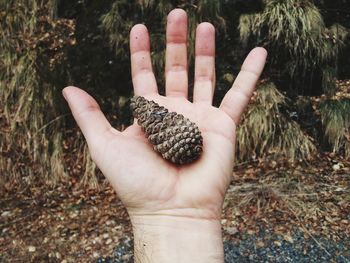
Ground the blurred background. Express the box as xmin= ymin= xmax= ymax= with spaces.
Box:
xmin=1 ymin=0 xmax=350 ymax=187
xmin=1 ymin=0 xmax=349 ymax=262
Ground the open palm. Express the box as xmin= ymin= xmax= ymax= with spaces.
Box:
xmin=63 ymin=9 xmax=267 ymax=221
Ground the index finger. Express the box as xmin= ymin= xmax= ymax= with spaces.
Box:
xmin=130 ymin=24 xmax=158 ymax=96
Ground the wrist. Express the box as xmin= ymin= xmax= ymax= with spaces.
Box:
xmin=130 ymin=215 xmax=224 ymax=263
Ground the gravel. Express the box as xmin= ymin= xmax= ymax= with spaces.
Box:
xmin=97 ymin=229 xmax=350 ymax=263
xmin=223 ymin=228 xmax=350 ymax=263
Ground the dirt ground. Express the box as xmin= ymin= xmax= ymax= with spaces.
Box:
xmin=1 ymin=154 xmax=349 ymax=262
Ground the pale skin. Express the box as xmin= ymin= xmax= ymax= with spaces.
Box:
xmin=63 ymin=9 xmax=267 ymax=263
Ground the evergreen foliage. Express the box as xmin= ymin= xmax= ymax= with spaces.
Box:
xmin=99 ymin=0 xmax=227 ymax=92
xmin=239 ymin=0 xmax=341 ymax=95
xmin=0 ymin=0 xmax=74 ymax=186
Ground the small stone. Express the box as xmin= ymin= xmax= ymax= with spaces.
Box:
xmin=226 ymin=227 xmax=239 ymax=235
xmin=274 ymin=241 xmax=282 ymax=247
xmin=332 ymin=164 xmax=341 ymax=171
xmin=247 ymin=229 xmax=255 ymax=235
xmin=106 ymin=220 xmax=116 ymax=226
xmin=256 ymin=241 xmax=265 ymax=248
xmin=28 ymin=246 xmax=36 ymax=252
xmin=1 ymin=211 xmax=11 ymax=217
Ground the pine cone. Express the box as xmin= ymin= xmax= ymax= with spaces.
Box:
xmin=130 ymin=96 xmax=203 ymax=165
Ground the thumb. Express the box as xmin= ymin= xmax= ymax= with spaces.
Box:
xmin=62 ymin=86 xmax=114 ymax=146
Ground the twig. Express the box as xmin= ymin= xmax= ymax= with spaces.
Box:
xmin=233 ymin=159 xmax=259 ymax=168
xmin=286 ymin=204 xmax=332 ymax=257
xmin=0 ymin=211 xmax=37 ymax=229
xmin=34 ymin=113 xmax=69 ymax=135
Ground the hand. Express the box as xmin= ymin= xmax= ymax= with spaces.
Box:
xmin=63 ymin=9 xmax=266 ymax=263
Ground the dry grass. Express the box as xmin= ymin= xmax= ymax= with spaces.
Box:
xmin=0 ymin=0 xmax=88 ymax=188
xmin=79 ymin=143 xmax=99 ymax=189
xmin=0 ymin=53 xmax=67 ymax=186
xmin=226 ymin=172 xmax=316 ymax=217
xmin=239 ymin=0 xmax=339 ymax=94
xmin=319 ymin=98 xmax=350 ymax=158
xmin=225 ymin=164 xmax=350 ymax=224
xmin=236 ymin=81 xmax=316 ymax=162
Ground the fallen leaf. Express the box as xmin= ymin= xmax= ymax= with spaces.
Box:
xmin=283 ymin=234 xmax=294 ymax=244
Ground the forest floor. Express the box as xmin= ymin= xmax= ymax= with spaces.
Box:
xmin=0 ymin=154 xmax=349 ymax=262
